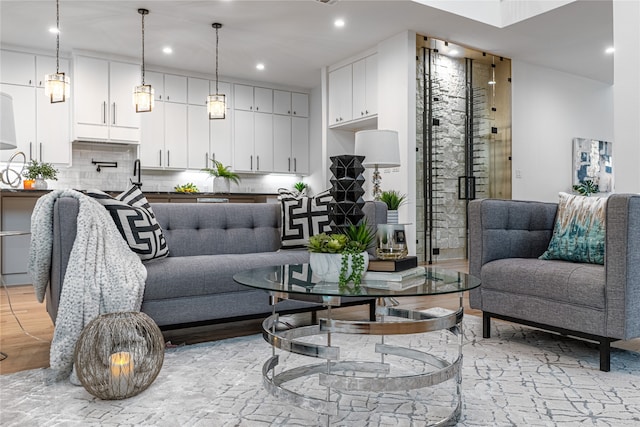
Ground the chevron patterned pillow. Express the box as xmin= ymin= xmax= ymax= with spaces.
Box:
xmin=87 ymin=185 xmax=169 ymax=261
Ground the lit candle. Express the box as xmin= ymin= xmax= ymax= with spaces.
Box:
xmin=110 ymin=351 xmax=134 ymax=396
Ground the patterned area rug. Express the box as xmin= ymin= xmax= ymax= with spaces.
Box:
xmin=1 ymin=315 xmax=639 ymax=426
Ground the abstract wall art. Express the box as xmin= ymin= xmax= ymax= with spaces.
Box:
xmin=573 ymin=138 xmax=613 ymax=194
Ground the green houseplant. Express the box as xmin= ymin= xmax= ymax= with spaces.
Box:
xmin=308 ymin=220 xmax=376 ymax=290
xmin=202 ymin=159 xmax=241 ymax=193
xmin=22 ymin=159 xmax=58 ymax=189
xmin=293 ymin=181 xmax=308 ymax=195
xmin=379 ymin=190 xmax=407 ymax=224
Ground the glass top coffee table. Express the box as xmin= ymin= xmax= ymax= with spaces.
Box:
xmin=234 ymin=264 xmax=480 ymax=426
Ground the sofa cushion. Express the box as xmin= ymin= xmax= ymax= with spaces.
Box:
xmin=539 ymin=192 xmax=606 ymax=264
xmin=280 ymin=189 xmax=333 ymax=249
xmin=143 ymin=250 xmax=310 ymax=300
xmin=481 ymin=258 xmax=605 ymax=309
xmin=87 ymin=186 xmax=169 ymax=261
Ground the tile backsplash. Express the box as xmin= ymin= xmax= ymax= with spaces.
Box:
xmin=2 ymin=142 xmax=302 ymax=194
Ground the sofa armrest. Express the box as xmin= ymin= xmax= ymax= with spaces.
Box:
xmin=605 ymin=193 xmax=640 ymax=339
xmin=46 ymin=197 xmax=78 ymax=324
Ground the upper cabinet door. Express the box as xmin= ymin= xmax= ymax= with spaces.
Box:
xmin=164 ymin=74 xmax=187 ymax=103
xmin=144 ymin=71 xmax=164 ymax=101
xmin=234 ymin=84 xmax=254 ymax=111
xmin=254 ymin=87 xmax=273 ymax=113
xmin=291 ymin=92 xmax=309 ymax=118
xmin=188 ymin=77 xmax=209 ymax=106
xmin=365 ymin=54 xmax=378 ymax=116
xmin=74 ymin=56 xmax=109 ymax=127
xmin=0 ymin=50 xmax=35 ymax=86
xmin=328 ymin=64 xmax=352 ymax=125
xmin=109 ymin=61 xmax=140 ymax=129
xmin=352 ymin=58 xmax=367 ymax=119
xmin=273 ymin=90 xmax=291 ymax=115
xmin=35 ymin=56 xmax=70 ymax=88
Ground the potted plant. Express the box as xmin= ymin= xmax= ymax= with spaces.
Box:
xmin=308 ymin=220 xmax=376 ymax=290
xmin=202 ymin=159 xmax=241 ymax=193
xmin=379 ymin=190 xmax=407 ymax=224
xmin=293 ymin=181 xmax=308 ymax=196
xmin=22 ymin=159 xmax=58 ymax=190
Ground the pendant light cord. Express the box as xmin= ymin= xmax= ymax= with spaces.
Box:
xmin=215 ymin=24 xmax=219 ymax=94
xmin=55 ymin=0 xmax=60 ymax=73
xmin=140 ymin=10 xmax=147 ymax=85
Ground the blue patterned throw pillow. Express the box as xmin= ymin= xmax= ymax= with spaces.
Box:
xmin=539 ymin=192 xmax=606 ymax=264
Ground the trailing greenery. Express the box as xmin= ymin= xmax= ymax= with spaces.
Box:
xmin=308 ymin=220 xmax=376 ymax=289
xmin=22 ymin=160 xmax=58 ymax=180
xmin=293 ymin=182 xmax=307 ymax=193
xmin=379 ymin=190 xmax=407 ymax=210
xmin=202 ymin=159 xmax=241 ymax=190
xmin=572 ymin=180 xmax=599 ymax=196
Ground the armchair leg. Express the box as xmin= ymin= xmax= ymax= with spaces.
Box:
xmin=483 ymin=312 xmax=491 ymax=338
xmin=599 ymin=339 xmax=611 ymax=372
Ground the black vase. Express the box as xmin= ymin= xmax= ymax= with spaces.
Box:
xmin=329 ymin=155 xmax=366 ymax=231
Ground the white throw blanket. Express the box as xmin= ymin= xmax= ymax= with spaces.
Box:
xmin=29 ymin=189 xmax=147 ymax=382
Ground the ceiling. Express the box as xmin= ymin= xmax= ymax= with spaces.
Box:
xmin=0 ymin=1 xmax=613 ymax=89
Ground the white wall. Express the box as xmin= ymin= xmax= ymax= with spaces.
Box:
xmin=511 ymin=60 xmax=614 ymax=202
xmin=613 ymin=0 xmax=640 ymax=193
xmin=376 ymin=31 xmax=417 ymax=254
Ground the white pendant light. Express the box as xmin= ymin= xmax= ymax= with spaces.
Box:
xmin=207 ymin=23 xmax=226 ymax=120
xmin=44 ymin=0 xmax=70 ymax=103
xmin=133 ymin=8 xmax=154 ymax=113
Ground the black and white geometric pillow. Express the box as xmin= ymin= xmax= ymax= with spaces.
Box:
xmin=280 ymin=190 xmax=333 ymax=249
xmin=87 ymin=185 xmax=169 ymax=261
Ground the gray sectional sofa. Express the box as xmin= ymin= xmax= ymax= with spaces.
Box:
xmin=47 ymin=199 xmax=386 ymax=328
xmin=468 ymin=194 xmax=640 ymax=371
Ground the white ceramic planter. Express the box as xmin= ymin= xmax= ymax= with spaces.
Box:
xmin=387 ymin=210 xmax=399 ymax=224
xmin=309 ymin=252 xmax=369 ymax=283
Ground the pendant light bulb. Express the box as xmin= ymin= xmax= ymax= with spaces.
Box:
xmin=45 ymin=0 xmax=70 ymax=103
xmin=207 ymin=23 xmax=226 ymax=120
xmin=134 ymin=8 xmax=154 ymax=113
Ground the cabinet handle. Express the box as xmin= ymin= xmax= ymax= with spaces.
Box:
xmin=257 ymin=155 xmax=260 ymax=171
xmin=205 ymin=152 xmax=208 ymax=168
xmin=167 ymin=96 xmax=170 ymax=101
xmin=112 ymin=103 xmax=116 ymax=125
xmin=167 ymin=150 xmax=170 ymax=167
xmin=102 ymin=102 xmax=107 ymax=124
xmin=29 ymin=142 xmax=33 ymax=161
xmin=212 ymin=153 xmax=216 ymax=162
xmin=335 ymin=118 xmax=339 ymax=122
xmin=366 ymin=110 xmax=369 ymax=114
xmin=159 ymin=94 xmax=162 ymax=100
xmin=159 ymin=150 xmax=162 ymax=167
xmin=250 ymin=155 xmax=253 ymax=170
xmin=361 ymin=111 xmax=364 ymax=116
xmin=288 ymin=158 xmax=291 ymax=172
xmin=293 ymin=111 xmax=296 ymax=115
xmin=29 ymin=79 xmax=32 ymax=85
xmin=288 ymin=110 xmax=291 ymax=114
xmin=39 ymin=143 xmax=43 ymax=162
xmin=294 ymin=158 xmax=297 ymax=172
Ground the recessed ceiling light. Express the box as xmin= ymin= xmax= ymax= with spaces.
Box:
xmin=605 ymin=47 xmax=615 ymax=54
xmin=488 ymin=80 xmax=496 ymax=85
xmin=334 ymin=18 xmax=345 ymax=28
xmin=163 ymin=46 xmax=173 ymax=54
xmin=49 ymin=27 xmax=59 ymax=34
xmin=256 ymin=63 xmax=265 ymax=71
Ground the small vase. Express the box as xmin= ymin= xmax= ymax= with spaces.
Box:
xmin=33 ymin=177 xmax=48 ymax=190
xmin=23 ymin=179 xmax=35 ymax=190
xmin=387 ymin=210 xmax=399 ymax=224
xmin=309 ymin=252 xmax=369 ymax=283
xmin=213 ymin=177 xmax=231 ymax=194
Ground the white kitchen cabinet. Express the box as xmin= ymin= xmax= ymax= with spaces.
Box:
xmin=291 ymin=117 xmax=309 ymax=174
xmin=187 ymin=77 xmax=209 ymax=106
xmin=0 ymin=84 xmax=35 ymax=162
xmin=36 ymin=87 xmax=70 ymax=164
xmin=164 ymin=102 xmax=188 ymax=168
xmin=1 ymin=196 xmax=38 ymax=286
xmin=0 ymin=50 xmax=35 ymax=86
xmin=187 ymin=104 xmax=210 ymax=169
xmin=352 ymin=54 xmax=377 ymax=120
xmin=73 ymin=55 xmax=140 ymax=143
xmin=144 ymin=71 xmax=164 ymax=101
xmin=233 ymin=110 xmax=272 ymax=172
xmin=139 ymin=101 xmax=188 ymax=169
xmin=291 ymin=92 xmax=309 ymax=117
xmin=35 ymin=56 xmax=70 ymax=88
xmin=209 ymin=81 xmax=232 ymax=167
xmin=164 ymin=74 xmax=187 ymax=104
xmin=234 ymin=84 xmax=272 ymax=113
xmin=273 ymin=90 xmax=291 ymax=115
xmin=328 ymin=64 xmax=352 ymax=126
xmin=273 ymin=115 xmax=309 ymax=174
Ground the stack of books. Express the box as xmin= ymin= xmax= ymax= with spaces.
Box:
xmin=363 ymin=256 xmax=424 ymax=290
xmin=367 ymin=255 xmax=418 ymax=272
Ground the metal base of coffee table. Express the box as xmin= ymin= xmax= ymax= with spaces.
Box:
xmin=261 ymin=296 xmax=464 ymax=426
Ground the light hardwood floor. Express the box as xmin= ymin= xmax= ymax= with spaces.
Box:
xmin=2 ymin=259 xmax=637 ymax=375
